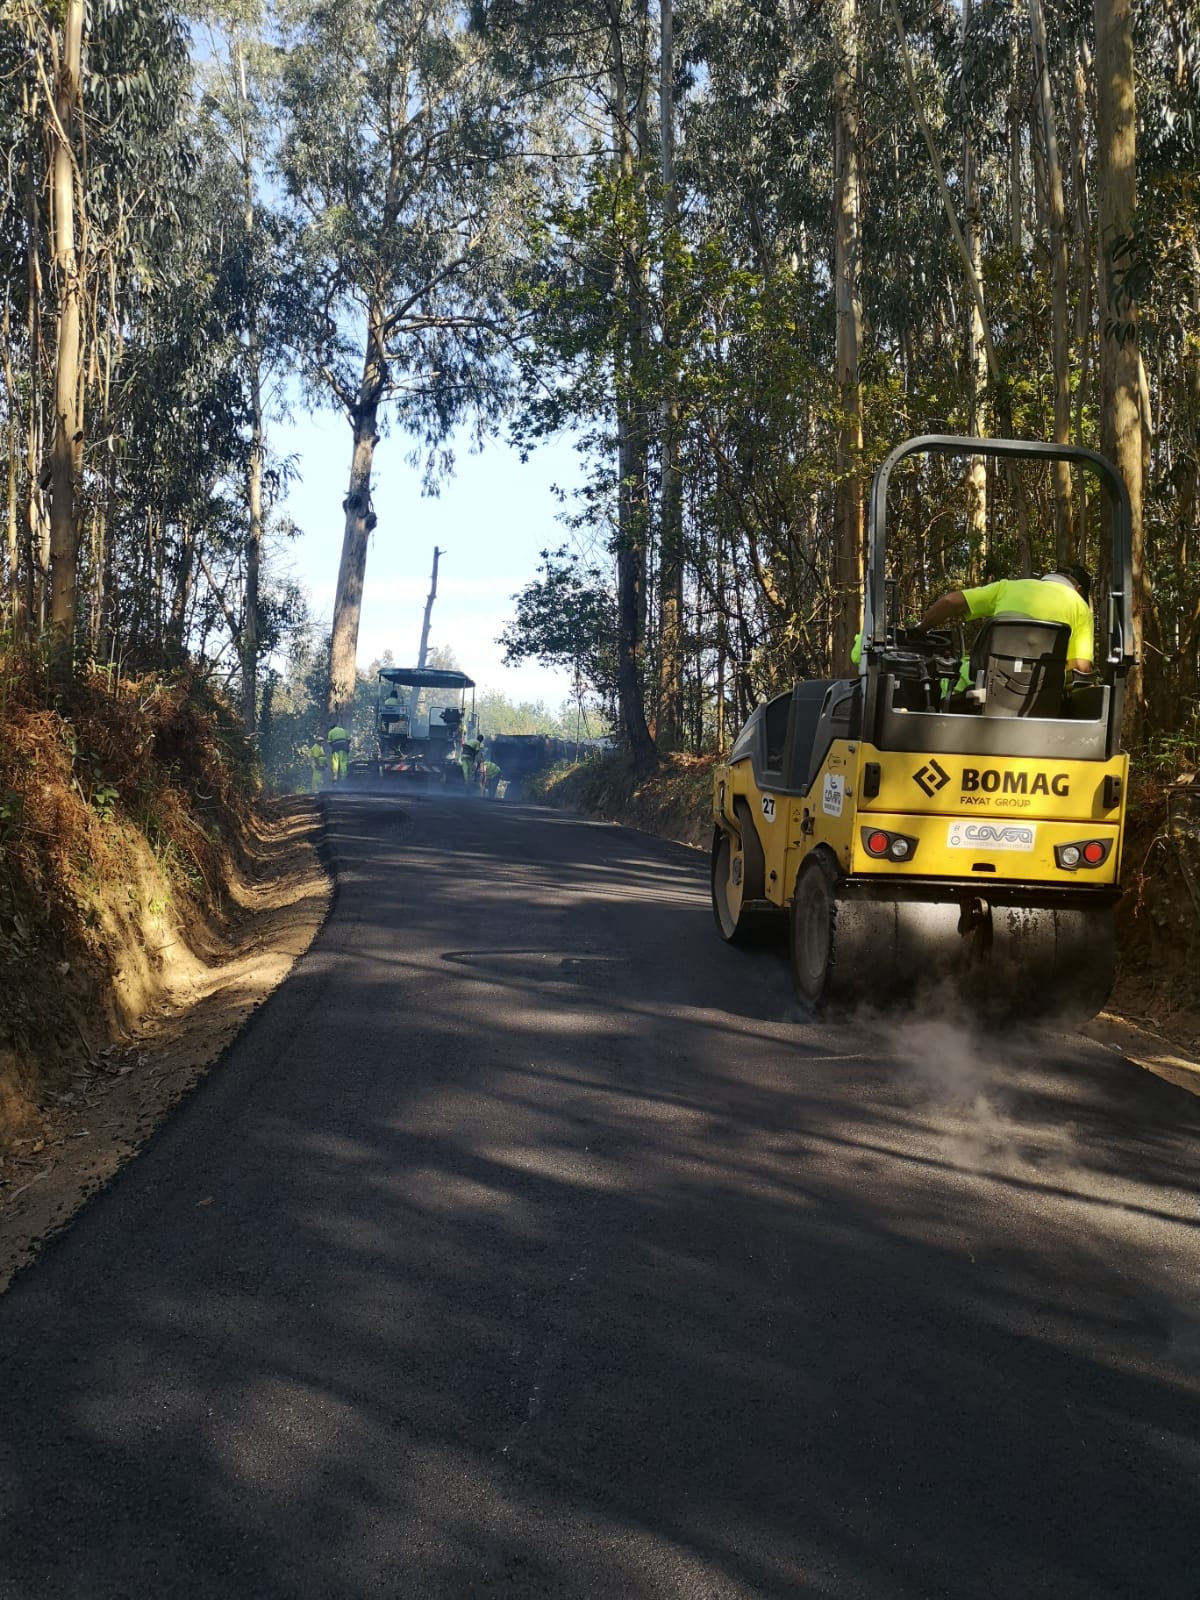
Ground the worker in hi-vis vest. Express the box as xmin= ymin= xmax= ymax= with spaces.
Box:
xmin=327 ymin=723 xmax=351 ymax=783
xmin=851 ymin=562 xmax=1093 ymax=693
xmin=479 ymin=756 xmax=502 ymax=798
xmin=305 ymin=735 xmax=326 ymax=792
xmin=460 ymin=736 xmax=482 ymax=788
xmin=920 ymin=563 xmax=1094 ymax=685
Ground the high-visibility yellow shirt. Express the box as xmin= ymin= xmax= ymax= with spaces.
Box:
xmin=961 ymin=576 xmax=1093 ymax=664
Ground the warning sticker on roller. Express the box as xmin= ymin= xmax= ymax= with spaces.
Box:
xmin=822 ymin=774 xmax=845 ymax=817
xmin=947 ymin=821 xmax=1036 ymax=852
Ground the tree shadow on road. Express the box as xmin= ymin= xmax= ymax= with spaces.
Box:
xmin=2 ymin=794 xmax=1199 ymax=1598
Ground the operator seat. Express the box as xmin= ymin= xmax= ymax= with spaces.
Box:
xmin=961 ymin=614 xmax=1070 ymax=718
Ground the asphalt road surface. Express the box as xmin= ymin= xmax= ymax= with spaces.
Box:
xmin=2 ymin=791 xmax=1199 ymax=1599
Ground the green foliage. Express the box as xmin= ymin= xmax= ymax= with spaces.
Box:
xmin=1 ymin=0 xmax=1197 ymax=756
xmin=500 ymin=545 xmax=617 ymax=708
xmin=0 ymin=790 xmax=20 ymax=842
xmin=274 ymin=0 xmax=534 ymax=450
xmin=475 ymin=689 xmax=568 ymax=738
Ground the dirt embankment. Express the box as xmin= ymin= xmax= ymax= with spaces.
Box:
xmin=534 ymin=752 xmax=1200 ymax=1092
xmin=0 ymin=670 xmax=330 ymax=1291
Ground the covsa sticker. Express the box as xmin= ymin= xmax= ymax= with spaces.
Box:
xmin=947 ymin=821 xmax=1036 ymax=852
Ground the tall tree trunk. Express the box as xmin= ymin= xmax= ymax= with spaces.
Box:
xmin=1008 ymin=11 xmax=1023 ymax=256
xmin=21 ymin=74 xmax=49 ymax=634
xmin=832 ymin=0 xmax=863 ymax=675
xmin=607 ymin=0 xmax=656 ymax=770
xmin=235 ymin=39 xmax=266 ymax=734
xmin=1029 ymin=0 xmax=1074 ymax=557
xmin=326 ymin=307 xmax=385 ymax=727
xmin=1093 ymin=0 xmax=1145 ymax=735
xmin=170 ymin=519 xmax=194 ymax=658
xmin=889 ymin=0 xmax=1008 ymax=428
xmin=1070 ymin=44 xmax=1093 ymax=448
xmin=1182 ymin=239 xmax=1200 ymax=579
xmin=961 ymin=0 xmax=988 ymax=560
xmin=47 ymin=0 xmax=85 ymax=684
xmin=656 ymin=0 xmax=684 ymax=750
xmin=416 ymin=545 xmax=440 ymax=670
xmin=2 ymin=296 xmax=20 ymax=626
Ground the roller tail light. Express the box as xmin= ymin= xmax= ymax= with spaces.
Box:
xmin=1054 ymin=838 xmax=1113 ymax=871
xmin=861 ymin=827 xmax=919 ymax=863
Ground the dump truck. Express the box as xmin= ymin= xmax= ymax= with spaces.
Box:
xmin=711 ymin=436 xmax=1134 ymax=1019
xmin=484 ymin=734 xmax=572 ymax=800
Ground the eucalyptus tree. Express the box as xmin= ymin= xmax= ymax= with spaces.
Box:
xmin=275 ymin=0 xmax=535 ymax=725
xmin=96 ymin=133 xmax=251 ymax=668
xmin=1135 ymin=0 xmax=1200 ymax=717
xmin=656 ymin=0 xmax=684 ymax=747
xmin=1029 ymin=0 xmax=1074 ymax=553
xmin=84 ymin=0 xmax=199 ymax=653
xmin=830 ymin=0 xmax=863 ymax=674
xmin=46 ymin=0 xmax=85 ymax=683
xmin=1093 ymin=0 xmax=1145 ymax=728
xmin=196 ymin=5 xmax=297 ymax=728
xmin=0 ymin=0 xmax=87 ymax=672
xmin=0 ymin=0 xmax=200 ymax=672
xmin=621 ymin=0 xmax=1196 ymax=745
xmin=473 ymin=0 xmax=664 ymax=769
xmin=676 ymin=0 xmax=844 ymax=695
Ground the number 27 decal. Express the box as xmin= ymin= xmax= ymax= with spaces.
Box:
xmin=761 ymin=794 xmax=777 ymax=821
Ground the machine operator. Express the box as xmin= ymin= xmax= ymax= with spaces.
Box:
xmin=919 ymin=563 xmax=1095 ymax=679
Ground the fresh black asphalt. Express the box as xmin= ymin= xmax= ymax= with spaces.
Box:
xmin=1 ymin=790 xmax=1198 ymax=1597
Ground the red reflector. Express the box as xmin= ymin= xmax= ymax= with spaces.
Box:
xmin=1083 ymin=841 xmax=1105 ymax=864
xmin=867 ymin=831 xmax=890 ymax=856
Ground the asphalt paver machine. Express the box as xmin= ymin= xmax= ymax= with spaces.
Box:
xmin=368 ymin=666 xmax=477 ymax=784
xmin=711 ymin=436 xmax=1135 ymax=1018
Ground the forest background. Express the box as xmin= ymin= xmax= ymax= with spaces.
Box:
xmin=0 ymin=0 xmax=1197 ymax=774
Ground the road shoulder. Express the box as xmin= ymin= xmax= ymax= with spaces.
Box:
xmin=0 ymin=796 xmax=330 ymax=1293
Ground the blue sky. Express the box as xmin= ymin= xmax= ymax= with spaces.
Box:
xmin=274 ymin=406 xmax=588 ymax=711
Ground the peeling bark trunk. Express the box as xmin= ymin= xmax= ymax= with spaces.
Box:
xmin=962 ymin=0 xmax=988 ymax=560
xmin=607 ymin=0 xmax=656 ymax=771
xmin=890 ymin=0 xmax=1006 ymax=426
xmin=832 ymin=0 xmax=863 ymax=675
xmin=1071 ymin=46 xmax=1093 ymax=448
xmin=1030 ymin=0 xmax=1074 ymax=558
xmin=326 ymin=308 xmax=385 ymax=728
xmin=47 ymin=0 xmax=85 ymax=683
xmin=2 ymin=297 xmax=20 ymax=625
xmin=235 ymin=39 xmax=265 ymax=734
xmin=1008 ymin=12 xmax=1023 ymax=256
xmin=1093 ymin=0 xmax=1146 ymax=733
xmin=656 ymin=0 xmax=684 ymax=751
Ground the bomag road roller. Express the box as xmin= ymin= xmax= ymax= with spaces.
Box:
xmin=711 ymin=436 xmax=1135 ymax=1019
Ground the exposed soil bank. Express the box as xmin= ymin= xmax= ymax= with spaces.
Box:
xmin=0 ymin=652 xmax=448 ymax=1291
xmin=0 ymin=789 xmax=329 ymax=1292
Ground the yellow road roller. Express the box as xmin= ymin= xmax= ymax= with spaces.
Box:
xmin=711 ymin=436 xmax=1135 ymax=1018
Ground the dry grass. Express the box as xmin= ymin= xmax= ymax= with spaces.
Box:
xmin=1109 ymin=747 xmax=1200 ymax=1047
xmin=532 ymin=750 xmax=716 ymax=849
